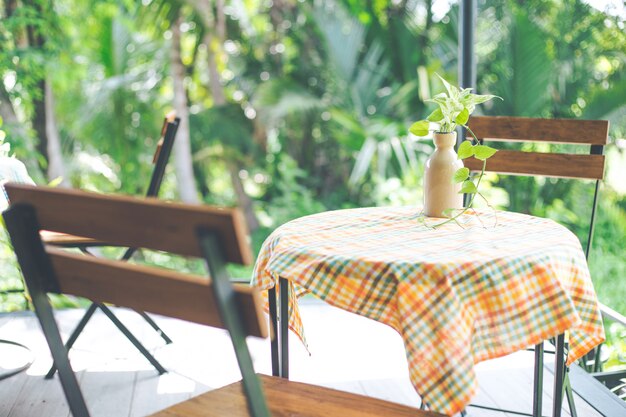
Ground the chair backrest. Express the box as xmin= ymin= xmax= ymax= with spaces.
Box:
xmin=2 ymin=184 xmax=270 ymax=417
xmin=147 ymin=113 xmax=180 ymax=197
xmin=464 ymin=116 xmax=609 ymax=257
xmin=464 ymin=116 xmax=609 ymax=180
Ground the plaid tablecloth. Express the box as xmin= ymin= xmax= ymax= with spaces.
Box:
xmin=251 ymin=207 xmax=605 ymax=416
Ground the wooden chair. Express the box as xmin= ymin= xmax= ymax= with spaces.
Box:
xmin=464 ymin=116 xmax=611 ymax=417
xmin=42 ymin=114 xmax=180 ymax=379
xmin=2 ymin=184 xmax=443 ymax=417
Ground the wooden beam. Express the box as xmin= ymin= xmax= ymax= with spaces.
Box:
xmin=468 ymin=116 xmax=609 ymax=145
xmin=47 ymin=248 xmax=267 ymax=339
xmin=5 ymin=184 xmax=252 ymax=265
xmin=464 ymin=151 xmax=605 ymax=180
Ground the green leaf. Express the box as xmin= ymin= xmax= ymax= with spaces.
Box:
xmin=441 ymin=208 xmax=455 ymax=218
xmin=461 ymin=94 xmax=502 ymax=107
xmin=409 ymin=120 xmax=430 ymax=137
xmin=509 ymin=9 xmax=552 ymax=116
xmin=457 ymin=140 xmax=474 ymax=159
xmin=48 ymin=177 xmax=64 ymax=187
xmin=435 ymin=73 xmax=458 ymax=99
xmin=455 ymin=108 xmax=469 ymax=125
xmin=459 ymin=180 xmax=477 ymax=194
xmin=453 ymin=167 xmax=470 ymax=183
xmin=474 ymin=145 xmax=498 ymax=161
xmin=427 ymin=108 xmax=444 ymax=122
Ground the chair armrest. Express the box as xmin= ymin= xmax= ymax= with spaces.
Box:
xmin=599 ymin=302 xmax=626 ymax=327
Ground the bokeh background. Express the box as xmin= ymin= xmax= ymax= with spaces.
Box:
xmin=1 ymin=0 xmax=625 ymax=366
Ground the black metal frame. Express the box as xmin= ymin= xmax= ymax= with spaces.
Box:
xmin=4 ymin=199 xmax=270 ymax=417
xmin=269 ymin=145 xmax=607 ymax=415
xmin=268 ymin=277 xmax=289 ymax=379
xmin=198 ymin=229 xmax=270 ymax=417
xmin=4 ymin=203 xmax=91 ymax=417
xmin=463 ymin=138 xmax=607 ymax=416
xmin=270 ymin=281 xmax=571 ymax=417
xmin=580 ymin=144 xmax=626 ymax=391
xmin=44 ymin=117 xmax=180 ymax=379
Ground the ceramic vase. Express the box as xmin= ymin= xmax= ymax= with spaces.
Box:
xmin=423 ymin=131 xmax=464 ymax=217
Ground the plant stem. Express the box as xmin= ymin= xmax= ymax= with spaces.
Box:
xmin=425 ymin=159 xmax=486 ymax=228
xmin=420 ymin=124 xmax=489 ymax=228
xmin=465 ymin=124 xmax=480 ymax=145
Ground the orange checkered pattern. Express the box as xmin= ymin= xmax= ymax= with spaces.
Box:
xmin=252 ymin=207 xmax=605 ymax=416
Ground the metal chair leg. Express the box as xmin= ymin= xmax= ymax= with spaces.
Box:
xmin=45 ymin=247 xmax=172 ymax=379
xmin=135 ymin=310 xmax=173 ymax=344
xmin=564 ymin=372 xmax=578 ymax=417
xmin=80 ymin=248 xmax=174 ymax=346
xmin=98 ymin=304 xmax=167 ymax=375
xmin=552 ymin=334 xmax=566 ymax=417
xmin=45 ymin=302 xmax=98 ymax=379
xmin=46 ymin=303 xmax=168 ymax=378
xmin=32 ymin=294 xmax=90 ymax=416
xmin=533 ymin=342 xmax=544 ymax=417
xmin=279 ymin=277 xmax=289 ymax=379
xmin=268 ymin=286 xmax=280 ymax=376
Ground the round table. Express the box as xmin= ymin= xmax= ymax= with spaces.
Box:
xmin=252 ymin=207 xmax=605 ymax=416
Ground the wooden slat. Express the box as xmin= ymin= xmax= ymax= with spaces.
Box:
xmin=40 ymin=231 xmax=109 ymax=248
xmin=464 ymin=150 xmax=606 ymax=180
xmin=5 ymin=184 xmax=252 ymax=265
xmin=468 ymin=116 xmax=609 ymax=145
xmin=47 ymin=248 xmax=267 ymax=338
xmin=152 ymin=374 xmax=444 ymax=417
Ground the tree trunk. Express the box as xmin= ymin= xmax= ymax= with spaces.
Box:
xmin=228 ymin=163 xmax=259 ymax=231
xmin=31 ymin=79 xmax=49 ymax=169
xmin=203 ymin=32 xmax=226 ymax=106
xmin=44 ymin=78 xmax=68 ymax=185
xmin=0 ymin=84 xmax=21 ymax=131
xmin=171 ymin=15 xmax=199 ymax=203
xmin=184 ymin=0 xmax=260 ymax=232
xmin=215 ymin=0 xmax=226 ymax=43
xmin=23 ymin=0 xmax=52 ymax=174
xmin=204 ymin=1 xmax=259 ymax=232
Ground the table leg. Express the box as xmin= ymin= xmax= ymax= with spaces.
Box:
xmin=268 ymin=286 xmax=280 ymax=377
xmin=533 ymin=342 xmax=544 ymax=417
xmin=279 ymin=277 xmax=290 ymax=379
xmin=564 ymin=373 xmax=577 ymax=417
xmin=552 ymin=334 xmax=566 ymax=417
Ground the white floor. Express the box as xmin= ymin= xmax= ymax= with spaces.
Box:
xmin=0 ymin=300 xmax=603 ymax=417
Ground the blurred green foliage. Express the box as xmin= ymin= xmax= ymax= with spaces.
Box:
xmin=1 ymin=0 xmax=624 ymax=370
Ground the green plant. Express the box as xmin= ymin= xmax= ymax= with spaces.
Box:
xmin=0 ymin=117 xmax=8 ymax=158
xmin=409 ymin=75 xmax=501 ymax=226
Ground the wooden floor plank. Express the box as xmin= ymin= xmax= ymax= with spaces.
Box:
xmin=0 ymin=304 xmax=608 ymax=417
xmin=358 ymin=378 xmax=422 ymax=408
xmin=7 ymin=372 xmax=71 ymax=417
xmin=80 ymin=368 xmax=135 ymax=417
xmin=129 ymin=371 xmax=195 ymax=417
xmin=0 ymin=372 xmax=28 ymax=417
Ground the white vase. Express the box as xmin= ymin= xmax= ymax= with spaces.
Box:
xmin=423 ymin=132 xmax=464 ymax=218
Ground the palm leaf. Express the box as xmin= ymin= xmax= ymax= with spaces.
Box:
xmin=312 ymin=1 xmax=364 ymax=83
xmin=509 ymin=9 xmax=552 ymax=116
xmin=253 ymin=79 xmax=325 ymax=126
xmin=582 ymin=78 xmax=626 ymax=131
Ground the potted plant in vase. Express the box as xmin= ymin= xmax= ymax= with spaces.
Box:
xmin=409 ymin=75 xmax=501 ymax=224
